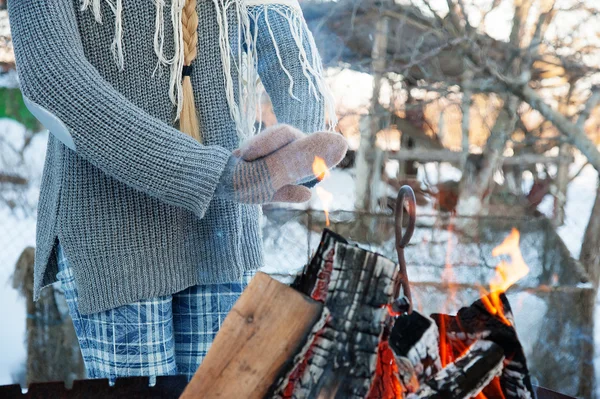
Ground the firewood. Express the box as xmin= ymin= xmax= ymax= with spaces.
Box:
xmin=277 ymin=230 xmax=399 ymax=399
xmin=183 ymin=230 xmax=537 ymax=399
xmin=432 ymin=293 xmax=535 ymax=399
xmin=407 ymin=340 xmax=505 ymax=399
xmin=389 ymin=311 xmax=442 ymax=382
xmin=181 ymin=272 xmax=324 ymax=399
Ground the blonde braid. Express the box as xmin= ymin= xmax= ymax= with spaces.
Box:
xmin=179 ymin=0 xmax=202 ymax=142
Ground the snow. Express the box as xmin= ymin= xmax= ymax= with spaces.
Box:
xmin=0 ymin=121 xmax=47 ymax=386
xmin=0 ymin=211 xmax=34 ymax=386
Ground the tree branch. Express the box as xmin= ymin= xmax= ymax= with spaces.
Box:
xmin=576 ymin=88 xmax=600 ymax=130
xmin=0 ymin=173 xmax=28 ymax=186
xmin=512 ymin=84 xmax=600 ymax=173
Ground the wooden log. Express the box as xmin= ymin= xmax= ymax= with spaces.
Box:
xmin=389 ymin=311 xmax=442 ymax=382
xmin=407 ymin=340 xmax=505 ymax=399
xmin=278 ymin=230 xmax=399 ymax=399
xmin=180 ymin=272 xmax=324 ymax=399
xmin=431 ymin=293 xmax=535 ymax=399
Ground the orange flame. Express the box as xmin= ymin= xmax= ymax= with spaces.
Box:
xmin=481 ymin=228 xmax=529 ymax=326
xmin=440 ymin=217 xmax=457 ymax=367
xmin=312 ymin=156 xmax=331 ymax=182
xmin=436 ymin=226 xmax=521 ymax=398
xmin=313 ymin=157 xmax=333 ymax=227
xmin=316 ymin=187 xmax=333 ymax=227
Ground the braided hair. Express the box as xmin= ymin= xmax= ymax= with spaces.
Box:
xmin=179 ymin=0 xmax=201 ymax=142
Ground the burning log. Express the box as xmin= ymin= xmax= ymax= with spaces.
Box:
xmin=432 ymin=293 xmax=535 ymax=399
xmin=365 ymin=310 xmax=440 ymax=398
xmin=277 ymin=230 xmax=399 ymax=399
xmin=388 ymin=311 xmax=442 ymax=383
xmin=272 ymin=228 xmax=531 ymax=399
xmin=409 ymin=340 xmax=505 ymax=399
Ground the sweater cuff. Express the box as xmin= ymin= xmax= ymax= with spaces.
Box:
xmin=167 ymin=144 xmax=232 ymax=219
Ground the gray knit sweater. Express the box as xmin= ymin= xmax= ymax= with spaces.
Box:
xmin=8 ymin=0 xmax=332 ymax=315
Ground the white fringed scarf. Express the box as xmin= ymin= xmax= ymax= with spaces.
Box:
xmin=80 ymin=0 xmax=337 ymax=140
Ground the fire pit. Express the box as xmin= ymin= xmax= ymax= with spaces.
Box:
xmin=260 ymin=192 xmax=594 ymax=397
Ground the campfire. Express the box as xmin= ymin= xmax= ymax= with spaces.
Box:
xmin=182 ymin=186 xmax=542 ymax=399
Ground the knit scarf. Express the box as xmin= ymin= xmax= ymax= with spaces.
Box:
xmin=80 ymin=0 xmax=337 ymax=141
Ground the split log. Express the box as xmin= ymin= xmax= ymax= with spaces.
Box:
xmin=388 ymin=311 xmax=442 ymax=382
xmin=408 ymin=340 xmax=505 ymax=399
xmin=277 ymin=230 xmax=399 ymax=399
xmin=181 ymin=272 xmax=324 ymax=399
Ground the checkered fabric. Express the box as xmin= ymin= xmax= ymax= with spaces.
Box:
xmin=55 ymin=242 xmax=255 ymax=383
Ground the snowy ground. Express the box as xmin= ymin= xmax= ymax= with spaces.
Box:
xmin=0 ymin=120 xmax=46 ymax=386
xmin=1 ymin=126 xmax=599 ymax=390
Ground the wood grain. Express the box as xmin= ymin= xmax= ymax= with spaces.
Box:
xmin=180 ymin=272 xmax=323 ymax=399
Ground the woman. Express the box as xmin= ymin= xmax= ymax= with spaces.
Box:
xmin=8 ymin=0 xmax=346 ymax=382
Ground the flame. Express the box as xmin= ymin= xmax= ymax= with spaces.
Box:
xmin=481 ymin=228 xmax=530 ymax=326
xmin=316 ymin=187 xmax=333 ymax=227
xmin=439 ymin=217 xmax=458 ymax=367
xmin=442 ymin=218 xmax=457 ymax=304
xmin=312 ymin=156 xmax=331 ymax=181
xmin=313 ymin=157 xmax=333 ymax=227
xmin=435 ymin=227 xmax=524 ymax=397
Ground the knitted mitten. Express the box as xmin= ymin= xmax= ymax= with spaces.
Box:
xmin=215 ymin=132 xmax=348 ymax=204
xmin=234 ymin=124 xmax=332 ymax=189
xmin=234 ymin=124 xmax=305 ymax=161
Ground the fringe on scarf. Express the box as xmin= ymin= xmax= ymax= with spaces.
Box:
xmin=80 ymin=0 xmax=337 ymax=140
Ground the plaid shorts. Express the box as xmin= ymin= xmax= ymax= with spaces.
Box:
xmin=55 ymin=242 xmax=255 ymax=383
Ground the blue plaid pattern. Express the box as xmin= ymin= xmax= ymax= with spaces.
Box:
xmin=55 ymin=242 xmax=255 ymax=383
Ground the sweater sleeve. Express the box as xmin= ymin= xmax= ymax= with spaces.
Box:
xmin=253 ymin=3 xmax=336 ymax=188
xmin=8 ymin=0 xmax=231 ymax=219
xmin=253 ymin=3 xmax=331 ymax=134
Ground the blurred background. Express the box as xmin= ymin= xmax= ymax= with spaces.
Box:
xmin=2 ymin=0 xmax=600 ymax=397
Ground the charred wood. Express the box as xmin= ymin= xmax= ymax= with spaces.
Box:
xmin=408 ymin=340 xmax=505 ymax=399
xmin=432 ymin=293 xmax=535 ymax=399
xmin=389 ymin=311 xmax=442 ymax=382
xmin=280 ymin=230 xmax=398 ymax=399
